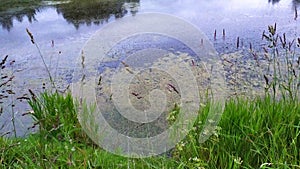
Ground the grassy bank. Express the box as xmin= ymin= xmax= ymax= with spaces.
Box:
xmin=0 ymin=92 xmax=299 ymax=168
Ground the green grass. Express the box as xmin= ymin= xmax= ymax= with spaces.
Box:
xmin=1 ymin=92 xmax=299 ymax=168
xmin=178 ymin=96 xmax=300 ymax=168
xmin=27 ymin=91 xmax=82 ymax=140
xmin=0 ymin=0 xmax=41 ymax=12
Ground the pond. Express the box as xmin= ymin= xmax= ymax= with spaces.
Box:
xmin=0 ymin=0 xmax=299 ymax=136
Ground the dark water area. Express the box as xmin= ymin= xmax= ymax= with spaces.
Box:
xmin=0 ymin=0 xmax=299 ymax=136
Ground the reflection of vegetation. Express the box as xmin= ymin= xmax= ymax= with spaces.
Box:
xmin=56 ymin=0 xmax=139 ymax=29
xmin=0 ymin=0 xmax=41 ymax=31
xmin=269 ymin=0 xmax=300 ymax=9
xmin=0 ymin=0 xmax=139 ymax=31
xmin=268 ymin=0 xmax=280 ymax=4
xmin=293 ymin=0 xmax=300 ymax=9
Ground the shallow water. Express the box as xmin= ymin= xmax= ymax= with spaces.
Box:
xmin=0 ymin=0 xmax=299 ymax=136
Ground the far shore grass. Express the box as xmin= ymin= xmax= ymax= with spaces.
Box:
xmin=0 ymin=0 xmax=41 ymax=12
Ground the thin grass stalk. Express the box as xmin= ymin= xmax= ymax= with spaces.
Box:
xmin=26 ymin=28 xmax=56 ymax=90
xmin=9 ymin=62 xmax=16 ymax=137
xmin=34 ymin=43 xmax=56 ymax=90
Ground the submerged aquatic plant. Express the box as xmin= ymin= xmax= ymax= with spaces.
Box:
xmin=221 ymin=23 xmax=300 ymax=100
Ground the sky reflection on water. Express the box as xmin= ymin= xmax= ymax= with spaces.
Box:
xmin=0 ymin=0 xmax=299 ymax=136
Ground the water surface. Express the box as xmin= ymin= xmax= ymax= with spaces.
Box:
xmin=0 ymin=0 xmax=299 ymax=136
